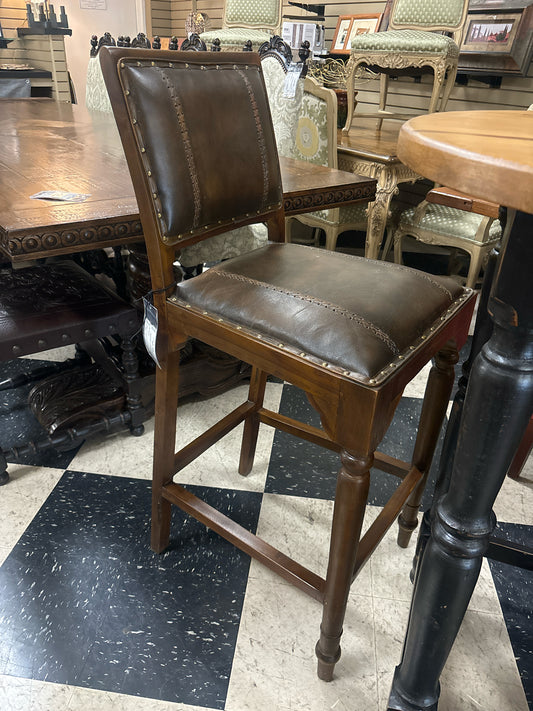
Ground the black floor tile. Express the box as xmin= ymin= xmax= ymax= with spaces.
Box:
xmin=0 ymin=471 xmax=262 ymax=708
xmin=266 ymin=384 xmax=445 ymax=509
xmin=489 ymin=522 xmax=533 ymax=710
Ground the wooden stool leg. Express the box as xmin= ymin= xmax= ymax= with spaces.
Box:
xmin=397 ymin=342 xmax=458 ymax=548
xmin=239 ymin=367 xmax=268 ymax=476
xmin=316 ymin=450 xmax=371 ymax=681
xmin=151 ymin=349 xmax=181 ymax=554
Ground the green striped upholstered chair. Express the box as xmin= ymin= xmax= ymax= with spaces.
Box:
xmin=343 ymin=0 xmax=469 ymax=131
xmin=200 ymin=0 xmax=282 ymax=51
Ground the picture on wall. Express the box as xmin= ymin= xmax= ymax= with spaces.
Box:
xmin=331 ymin=14 xmax=382 ymax=54
xmin=461 ymin=12 xmax=521 ymax=53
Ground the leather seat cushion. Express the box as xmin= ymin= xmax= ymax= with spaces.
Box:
xmin=0 ymin=261 xmax=138 ymax=360
xmin=173 ymin=242 xmax=466 ymax=381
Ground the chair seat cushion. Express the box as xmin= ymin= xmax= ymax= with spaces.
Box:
xmin=0 ymin=261 xmax=138 ymax=360
xmin=310 ymin=202 xmax=368 ymax=226
xmin=173 ymin=242 xmax=466 ymax=382
xmin=200 ymin=28 xmax=271 ymax=49
xmin=400 ymin=204 xmax=501 ymax=243
xmin=350 ymin=29 xmax=460 ymax=58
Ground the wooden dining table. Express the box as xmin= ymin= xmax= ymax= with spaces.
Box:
xmin=387 ymin=109 xmax=533 ymax=711
xmin=0 ymin=100 xmax=376 ymax=263
xmin=0 ymin=97 xmax=377 ymax=415
xmin=338 ymin=118 xmax=420 ymax=260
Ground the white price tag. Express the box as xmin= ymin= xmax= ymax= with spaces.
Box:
xmin=282 ymin=63 xmax=304 ymax=98
xmin=142 ymin=297 xmax=161 ymax=368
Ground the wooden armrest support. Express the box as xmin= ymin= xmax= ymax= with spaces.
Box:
xmin=426 ymin=187 xmax=500 ymax=219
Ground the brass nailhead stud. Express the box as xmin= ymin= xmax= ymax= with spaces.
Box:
xmin=185 ymin=304 xmax=191 ymax=309
xmin=141 ymin=148 xmax=146 ymax=153
xmin=152 ymin=192 xmax=157 ymax=198
xmin=157 ymin=212 xmax=162 ymax=218
xmin=369 ymin=378 xmax=376 ymax=384
xmin=147 ymin=171 xmax=152 ymax=177
xmin=125 ymin=90 xmax=130 ymax=95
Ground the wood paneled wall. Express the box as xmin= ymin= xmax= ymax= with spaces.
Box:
xmin=154 ymin=0 xmax=533 ymax=113
xmin=2 ymin=1 xmax=531 ymax=110
xmin=0 ymin=0 xmax=27 ymax=32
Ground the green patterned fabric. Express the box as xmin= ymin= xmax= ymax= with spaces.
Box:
xmin=400 ymin=204 xmax=501 ymax=243
xmin=200 ymin=28 xmax=271 ymax=49
xmin=86 ymin=57 xmax=112 ymax=112
xmin=261 ymin=55 xmax=304 ymax=158
xmin=350 ymin=29 xmax=459 ymax=57
xmin=178 ymin=224 xmax=268 ymax=267
xmin=392 ymin=0 xmax=466 ymax=29
xmin=293 ymin=93 xmax=329 ymax=167
xmin=225 ymin=0 xmax=280 ymax=29
xmin=310 ymin=203 xmax=368 ymax=226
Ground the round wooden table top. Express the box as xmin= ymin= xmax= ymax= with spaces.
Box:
xmin=398 ymin=110 xmax=533 ymax=214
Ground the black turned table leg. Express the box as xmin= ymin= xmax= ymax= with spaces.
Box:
xmin=388 ymin=210 xmax=533 ymax=711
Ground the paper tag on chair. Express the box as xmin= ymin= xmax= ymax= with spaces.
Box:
xmin=282 ymin=63 xmax=304 ymax=98
xmin=142 ymin=297 xmax=161 ymax=369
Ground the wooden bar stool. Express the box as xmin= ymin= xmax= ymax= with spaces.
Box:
xmin=100 ymin=47 xmax=475 ymax=681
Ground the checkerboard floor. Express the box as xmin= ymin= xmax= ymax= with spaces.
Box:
xmin=0 ymin=344 xmax=531 ymax=711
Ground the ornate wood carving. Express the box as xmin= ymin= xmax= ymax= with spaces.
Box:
xmin=1 ymin=218 xmax=143 ymax=260
xmin=283 ymin=184 xmax=375 ymax=216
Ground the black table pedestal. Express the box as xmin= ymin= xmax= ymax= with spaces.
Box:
xmin=388 ymin=210 xmax=533 ymax=710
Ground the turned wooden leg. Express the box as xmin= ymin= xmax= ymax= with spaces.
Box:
xmin=388 ymin=211 xmax=533 ymax=711
xmin=239 ymin=367 xmax=268 ymax=476
xmin=151 ymin=348 xmax=181 ymax=554
xmin=316 ymin=450 xmax=371 ymax=681
xmin=121 ymin=335 xmax=145 ymax=437
xmin=397 ymin=342 xmax=458 ymax=548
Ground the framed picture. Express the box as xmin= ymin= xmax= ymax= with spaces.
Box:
xmin=458 ymin=5 xmax=533 ymax=75
xmin=330 ymin=14 xmax=382 ymax=54
xmin=461 ymin=13 xmax=521 ymax=53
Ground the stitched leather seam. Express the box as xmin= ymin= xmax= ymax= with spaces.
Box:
xmin=237 ymin=69 xmax=269 ymax=208
xmin=160 ymin=68 xmax=202 ymax=227
xmin=211 ymin=271 xmax=399 ymax=354
xmin=291 ymin=244 xmax=455 ymax=300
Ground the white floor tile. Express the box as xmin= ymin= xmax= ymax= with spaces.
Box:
xmin=68 ymin=383 xmax=283 ymax=493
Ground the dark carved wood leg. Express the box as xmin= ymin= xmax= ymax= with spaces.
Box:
xmin=121 ymin=335 xmax=145 ymax=436
xmin=388 ymin=211 xmax=533 ymax=710
xmin=316 ymin=450 xmax=371 ymax=681
xmin=409 ymin=248 xmax=499 ymax=582
xmin=397 ymin=342 xmax=458 ymax=548
xmin=151 ymin=348 xmax=181 ymax=554
xmin=239 ymin=367 xmax=268 ymax=476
